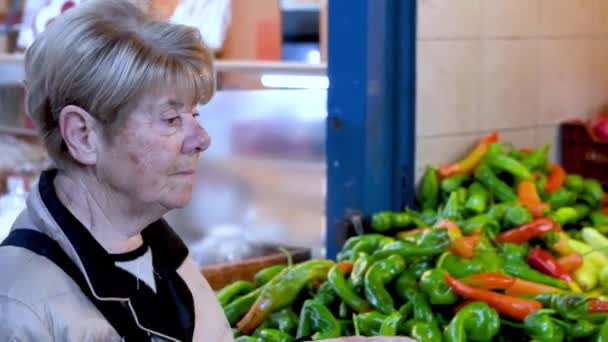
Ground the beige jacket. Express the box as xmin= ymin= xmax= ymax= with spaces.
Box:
xmin=0 ymin=174 xmax=234 ymax=342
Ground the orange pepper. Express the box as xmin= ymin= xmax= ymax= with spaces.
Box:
xmin=433 ymin=219 xmax=463 ymax=240
xmin=449 ymin=236 xmax=481 ymax=259
xmin=517 ymin=180 xmax=550 ymax=218
xmin=444 ymin=273 xmax=542 ymax=321
xmin=545 ymin=163 xmax=566 ymax=193
xmin=439 ymin=131 xmax=499 ymax=178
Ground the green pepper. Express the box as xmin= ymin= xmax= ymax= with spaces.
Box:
xmin=337 ymin=234 xmax=389 ymax=261
xmin=465 ymin=182 xmax=489 ymax=215
xmin=354 ymin=311 xmax=386 ymax=336
xmin=443 ymin=302 xmax=500 ymax=342
xmin=441 ymin=174 xmax=470 ymax=193
xmin=338 ymin=300 xmax=348 ymax=319
xmin=499 ymin=245 xmax=566 ymax=290
xmin=371 ymin=211 xmax=420 ymax=232
xmin=547 ymin=188 xmax=577 ymax=209
xmin=437 ymin=252 xmax=486 ymax=278
xmin=487 ymin=203 xmax=509 ymax=222
xmin=225 ymin=288 xmax=262 ymax=325
xmin=574 ymin=203 xmax=591 ymax=221
xmin=234 ymin=336 xmax=257 ymax=342
xmin=521 ymin=144 xmax=550 ymax=172
xmin=461 ymin=214 xmax=500 ymax=236
xmin=328 ymin=262 xmax=371 ymax=313
xmin=508 ymin=148 xmax=528 ymax=161
xmin=373 ymin=227 xmax=450 ymax=259
xmin=419 ymin=269 xmax=458 ymax=305
xmin=217 ymin=280 xmax=256 ymax=307
xmin=524 ymin=309 xmax=565 ymax=342
xmin=565 ymin=174 xmax=584 ymax=193
xmin=592 ymin=212 xmax=608 ymax=230
xmin=442 ymin=191 xmax=463 ymax=221
xmin=405 ymin=209 xmax=430 ymax=228
xmin=395 ymin=278 xmax=442 ymax=342
xmin=268 ymin=308 xmax=299 ymax=335
xmin=475 ymin=163 xmax=518 ymax=203
xmin=236 ymin=260 xmax=334 ymax=334
xmin=595 ymin=321 xmax=608 ymax=342
xmin=419 ymin=167 xmax=440 ymax=210
xmin=364 ymin=255 xmax=405 ymax=314
xmin=548 ymin=207 xmax=579 ymax=226
xmin=503 ymin=204 xmax=533 ymax=228
xmin=584 ymin=178 xmax=605 ymax=208
xmin=537 ymin=174 xmax=549 ymax=200
xmin=257 ymin=328 xmax=293 ymax=342
xmin=314 ymin=281 xmax=338 ymax=307
xmin=420 ymin=209 xmax=439 ymax=226
xmin=404 ymin=258 xmax=434 ymax=280
xmin=502 ymin=263 xmax=568 ymax=289
xmin=296 ymin=299 xmax=341 ymax=340
xmin=349 ymin=252 xmax=371 ymax=290
xmin=586 ymin=313 xmax=608 ymax=325
xmin=409 ymin=321 xmax=443 ymax=342
xmin=486 ymin=153 xmax=534 ymax=181
xmin=486 ymin=142 xmax=505 ymax=158
xmin=254 ymin=265 xmax=286 ymax=288
xmin=379 ymin=311 xmax=403 ymax=336
xmin=532 ymin=293 xmax=589 ymax=321
xmin=499 ymin=242 xmax=529 ymax=264
xmin=555 ymin=318 xmax=597 ymax=339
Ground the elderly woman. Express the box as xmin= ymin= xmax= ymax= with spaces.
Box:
xmin=0 ymin=1 xmax=415 ymax=341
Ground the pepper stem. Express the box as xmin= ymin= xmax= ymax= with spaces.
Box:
xmin=278 ymin=246 xmax=293 ymax=267
xmin=352 ymin=313 xmax=361 ymax=336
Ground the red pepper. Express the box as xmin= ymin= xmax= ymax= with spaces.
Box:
xmin=517 ymin=180 xmax=550 ymax=218
xmin=439 ymin=131 xmax=499 ymax=178
xmin=444 ymin=273 xmax=542 ymax=321
xmin=589 ymin=299 xmax=608 ymax=314
xmin=449 ymin=235 xmax=480 ymax=259
xmin=602 ymin=207 xmax=608 ymax=215
xmin=527 ymin=247 xmax=573 ymax=282
xmin=520 ymin=148 xmax=534 ymax=154
xmin=496 ymin=218 xmax=555 ymax=244
xmin=545 ymin=164 xmax=566 ymax=193
xmin=460 ymin=272 xmax=515 ymax=289
xmin=557 ymin=252 xmax=583 ymax=272
xmin=460 ymin=272 xmax=563 ymax=296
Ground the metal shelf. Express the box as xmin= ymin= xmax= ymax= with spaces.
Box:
xmin=0 ymin=124 xmax=37 ymax=137
xmin=0 ymin=54 xmax=326 ymax=85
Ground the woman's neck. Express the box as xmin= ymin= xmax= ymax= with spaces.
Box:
xmin=53 ymin=169 xmax=165 ymax=254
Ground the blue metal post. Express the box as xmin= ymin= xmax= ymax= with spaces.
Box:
xmin=326 ymin=0 xmax=417 ymax=259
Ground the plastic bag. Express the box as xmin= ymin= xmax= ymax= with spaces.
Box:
xmin=170 ymin=0 xmax=231 ymax=51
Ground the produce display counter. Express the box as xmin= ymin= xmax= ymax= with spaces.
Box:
xmin=219 ymin=133 xmax=608 ymax=341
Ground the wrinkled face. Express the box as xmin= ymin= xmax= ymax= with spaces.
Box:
xmin=96 ymin=91 xmax=210 ymax=211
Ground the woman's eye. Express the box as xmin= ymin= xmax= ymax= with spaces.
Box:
xmin=165 ymin=116 xmax=181 ymax=126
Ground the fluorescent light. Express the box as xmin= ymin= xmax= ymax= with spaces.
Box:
xmin=261 ymin=74 xmax=329 ymax=89
xmin=306 ymin=50 xmax=321 ymax=64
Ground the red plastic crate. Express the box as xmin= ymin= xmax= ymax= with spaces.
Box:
xmin=561 ymin=120 xmax=608 ymax=186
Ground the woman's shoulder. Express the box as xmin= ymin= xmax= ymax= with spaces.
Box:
xmin=0 ymin=245 xmax=82 ymax=305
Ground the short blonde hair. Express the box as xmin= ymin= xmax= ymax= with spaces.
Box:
xmin=25 ymin=0 xmax=215 ymax=169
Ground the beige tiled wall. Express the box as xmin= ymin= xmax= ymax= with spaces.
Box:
xmin=416 ymin=0 xmax=608 ymax=181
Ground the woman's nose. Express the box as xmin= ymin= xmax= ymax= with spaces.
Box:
xmin=182 ymin=117 xmax=211 ymax=155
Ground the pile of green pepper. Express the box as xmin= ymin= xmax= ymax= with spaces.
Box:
xmin=218 ymin=133 xmax=608 ymax=341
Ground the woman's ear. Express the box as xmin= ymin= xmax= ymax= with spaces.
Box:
xmin=58 ymin=105 xmax=99 ymax=165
